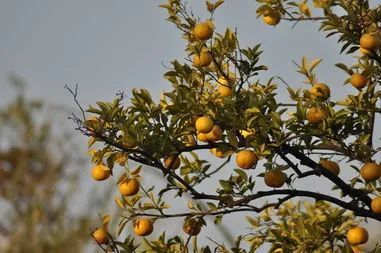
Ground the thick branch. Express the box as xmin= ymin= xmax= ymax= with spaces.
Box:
xmin=233 ymin=189 xmax=381 ymax=222
xmin=281 ymin=144 xmax=372 ymax=207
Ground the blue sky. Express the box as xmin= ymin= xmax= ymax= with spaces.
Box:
xmin=1 ymin=0 xmax=379 ymax=251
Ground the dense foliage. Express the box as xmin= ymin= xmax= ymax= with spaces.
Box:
xmin=70 ymin=0 xmax=381 ymax=252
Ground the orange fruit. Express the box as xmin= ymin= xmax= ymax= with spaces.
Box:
xmin=193 ymin=51 xmax=213 ymax=67
xmin=118 ymin=178 xmax=139 ymax=196
xmin=306 ymin=106 xmax=325 ymax=124
xmin=133 ymin=218 xmax=154 ymax=237
xmin=360 ymin=33 xmax=380 ymax=51
xmin=91 ymin=164 xmax=111 ymax=181
xmin=360 ymin=162 xmax=381 ymax=182
xmin=206 ymin=125 xmax=223 ymax=142
xmin=236 ymin=150 xmax=258 ymax=169
xmin=263 ymin=10 xmax=281 ymax=26
xmin=195 ymin=116 xmax=214 ymax=134
xmin=350 ymin=73 xmax=368 ymax=89
xmin=218 ymin=85 xmax=233 ymax=97
xmin=197 ymin=133 xmax=209 ymax=142
xmin=347 ymin=226 xmax=369 ymax=245
xmin=319 ymin=159 xmax=340 ymax=176
xmin=371 ymin=196 xmax=381 ymax=214
xmin=193 ymin=22 xmax=213 ymax=41
xmin=92 ymin=227 xmax=108 ymax=245
xmin=164 ymin=154 xmax=181 ymax=170
xmin=264 ymin=169 xmax=287 ymax=188
xmin=183 ymin=219 xmax=202 ymax=236
xmin=310 ymin=83 xmax=330 ymax=100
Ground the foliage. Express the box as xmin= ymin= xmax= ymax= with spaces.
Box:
xmin=70 ymin=0 xmax=381 ymax=252
xmin=0 ymin=81 xmax=94 ymax=253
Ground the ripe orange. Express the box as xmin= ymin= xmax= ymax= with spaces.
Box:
xmin=306 ymin=106 xmax=325 ymax=124
xmin=164 ymin=154 xmax=181 ymax=170
xmin=347 ymin=227 xmax=369 ymax=245
xmin=371 ymin=196 xmax=381 ymax=214
xmin=206 ymin=125 xmax=223 ymax=142
xmin=91 ymin=164 xmax=111 ymax=181
xmin=310 ymin=83 xmax=330 ymax=100
xmin=218 ymin=85 xmax=233 ymax=97
xmin=319 ymin=159 xmax=340 ymax=176
xmin=360 ymin=162 xmax=381 ymax=182
xmin=195 ymin=116 xmax=214 ymax=134
xmin=350 ymin=73 xmax=368 ymax=89
xmin=264 ymin=169 xmax=287 ymax=188
xmin=197 ymin=132 xmax=208 ymax=142
xmin=134 ymin=218 xmax=154 ymax=237
xmin=263 ymin=10 xmax=281 ymax=26
xmin=360 ymin=33 xmax=380 ymax=51
xmin=193 ymin=51 xmax=213 ymax=67
xmin=183 ymin=219 xmax=202 ymax=236
xmin=193 ymin=22 xmax=213 ymax=41
xmin=92 ymin=227 xmax=108 ymax=245
xmin=118 ymin=178 xmax=139 ymax=196
xmin=236 ymin=150 xmax=258 ymax=169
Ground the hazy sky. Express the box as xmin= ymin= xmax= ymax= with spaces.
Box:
xmin=1 ymin=0 xmax=380 ymax=251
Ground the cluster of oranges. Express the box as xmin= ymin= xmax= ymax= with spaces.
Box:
xmin=91 ymin=164 xmax=155 ymax=241
xmin=193 ymin=115 xmax=289 ymax=188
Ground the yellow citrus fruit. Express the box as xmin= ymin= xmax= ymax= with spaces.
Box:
xmin=164 ymin=154 xmax=181 ymax=170
xmin=306 ymin=106 xmax=325 ymax=124
xmin=133 ymin=218 xmax=154 ymax=237
xmin=360 ymin=33 xmax=380 ymax=51
xmin=264 ymin=169 xmax=287 ymax=188
xmin=319 ymin=159 xmax=340 ymax=176
xmin=371 ymin=196 xmax=381 ymax=214
xmin=310 ymin=83 xmax=330 ymax=100
xmin=193 ymin=22 xmax=213 ymax=41
xmin=218 ymin=85 xmax=233 ymax=97
xmin=210 ymin=148 xmax=225 ymax=158
xmin=263 ymin=10 xmax=281 ymax=26
xmin=183 ymin=219 xmax=202 ymax=236
xmin=206 ymin=125 xmax=223 ymax=142
xmin=197 ymin=132 xmax=209 ymax=142
xmin=193 ymin=51 xmax=213 ymax=67
xmin=195 ymin=116 xmax=214 ymax=134
xmin=347 ymin=227 xmax=369 ymax=245
xmin=118 ymin=178 xmax=139 ymax=196
xmin=236 ymin=150 xmax=258 ymax=169
xmin=217 ymin=76 xmax=235 ymax=86
xmin=350 ymin=73 xmax=368 ymax=89
xmin=92 ymin=227 xmax=108 ymax=245
xmin=360 ymin=162 xmax=381 ymax=182
xmin=91 ymin=164 xmax=111 ymax=181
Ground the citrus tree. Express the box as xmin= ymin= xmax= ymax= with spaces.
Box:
xmin=0 ymin=80 xmax=98 ymax=253
xmin=69 ymin=0 xmax=381 ymax=252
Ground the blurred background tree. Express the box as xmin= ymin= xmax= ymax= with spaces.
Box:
xmin=0 ymin=77 xmax=105 ymax=253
